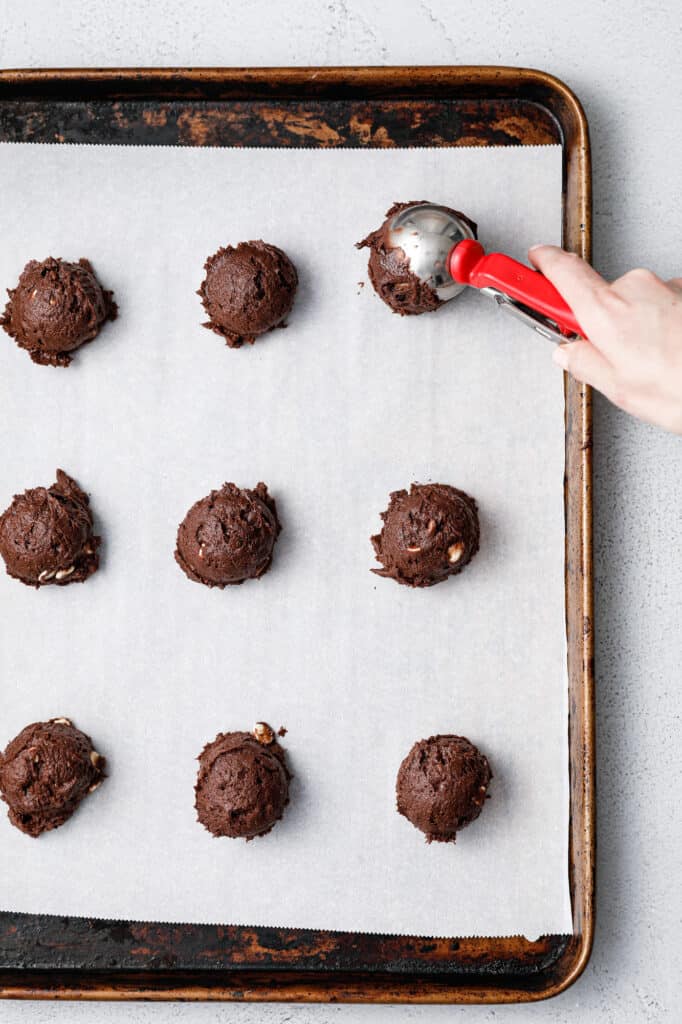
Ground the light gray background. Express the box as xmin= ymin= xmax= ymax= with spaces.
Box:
xmin=0 ymin=0 xmax=679 ymax=1021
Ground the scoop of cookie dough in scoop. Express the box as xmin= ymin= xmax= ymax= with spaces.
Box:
xmin=1 ymin=257 xmax=117 ymax=366
xmin=356 ymin=201 xmax=477 ymax=315
xmin=0 ymin=469 xmax=101 ymax=587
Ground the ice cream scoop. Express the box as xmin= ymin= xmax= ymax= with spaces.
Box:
xmin=385 ymin=202 xmax=583 ymax=341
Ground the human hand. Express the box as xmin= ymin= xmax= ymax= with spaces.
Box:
xmin=528 ymin=245 xmax=682 ymax=434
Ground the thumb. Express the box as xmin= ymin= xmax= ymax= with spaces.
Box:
xmin=529 ymin=245 xmax=610 ymax=339
xmin=553 ymin=340 xmax=615 ymax=395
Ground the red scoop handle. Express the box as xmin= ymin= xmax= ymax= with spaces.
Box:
xmin=449 ymin=239 xmax=583 ymax=338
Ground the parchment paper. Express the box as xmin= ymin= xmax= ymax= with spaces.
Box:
xmin=0 ymin=143 xmax=570 ymax=938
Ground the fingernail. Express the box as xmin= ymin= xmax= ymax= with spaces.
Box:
xmin=528 ymin=244 xmax=544 ymax=252
xmin=553 ymin=345 xmax=570 ymax=369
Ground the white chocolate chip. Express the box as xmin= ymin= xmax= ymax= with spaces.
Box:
xmin=253 ymin=722 xmax=275 ymax=745
xmin=406 ymin=545 xmax=422 ymax=553
xmin=198 ymin=544 xmax=205 ymax=559
xmin=427 ymin=519 xmax=437 ymax=536
xmin=52 ymin=717 xmax=72 ymax=726
xmin=88 ymin=779 xmax=103 ymax=793
xmin=90 ymin=750 xmax=102 ymax=768
xmin=55 ymin=565 xmax=75 ymax=580
xmin=38 ymin=569 xmax=56 ymax=582
xmin=447 ymin=542 xmax=465 ymax=565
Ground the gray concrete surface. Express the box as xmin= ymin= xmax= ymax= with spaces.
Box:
xmin=0 ymin=1 xmax=680 ymax=1020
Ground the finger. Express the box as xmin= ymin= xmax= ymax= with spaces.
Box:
xmin=553 ymin=340 xmax=615 ymax=395
xmin=528 ymin=245 xmax=612 ymax=339
xmin=528 ymin=245 xmax=609 ymax=302
xmin=610 ymin=267 xmax=667 ymax=299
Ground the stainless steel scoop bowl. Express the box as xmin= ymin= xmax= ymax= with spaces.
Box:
xmin=386 ymin=203 xmax=477 ymax=302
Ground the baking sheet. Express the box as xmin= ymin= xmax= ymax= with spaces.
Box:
xmin=0 ymin=143 xmax=570 ymax=939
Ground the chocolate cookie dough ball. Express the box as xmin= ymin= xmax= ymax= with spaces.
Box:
xmin=0 ymin=469 xmax=101 ymax=588
xmin=175 ymin=482 xmax=281 ymax=588
xmin=0 ymin=718 xmax=105 ymax=837
xmin=1 ymin=257 xmax=117 ymax=366
xmin=371 ymin=483 xmax=479 ymax=588
xmin=198 ymin=241 xmax=298 ymax=348
xmin=195 ymin=723 xmax=290 ymax=839
xmin=356 ymin=201 xmax=477 ymax=315
xmin=396 ymin=735 xmax=492 ymax=843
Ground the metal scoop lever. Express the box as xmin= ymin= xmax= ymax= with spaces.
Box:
xmin=449 ymin=239 xmax=583 ymax=342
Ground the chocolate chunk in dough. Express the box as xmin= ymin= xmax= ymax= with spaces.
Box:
xmin=356 ymin=201 xmax=477 ymax=315
xmin=396 ymin=735 xmax=492 ymax=843
xmin=371 ymin=482 xmax=479 ymax=588
xmin=198 ymin=241 xmax=298 ymax=348
xmin=0 ymin=469 xmax=101 ymax=588
xmin=0 ymin=718 xmax=105 ymax=837
xmin=1 ymin=257 xmax=117 ymax=366
xmin=195 ymin=723 xmax=291 ymax=839
xmin=175 ymin=482 xmax=281 ymax=588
